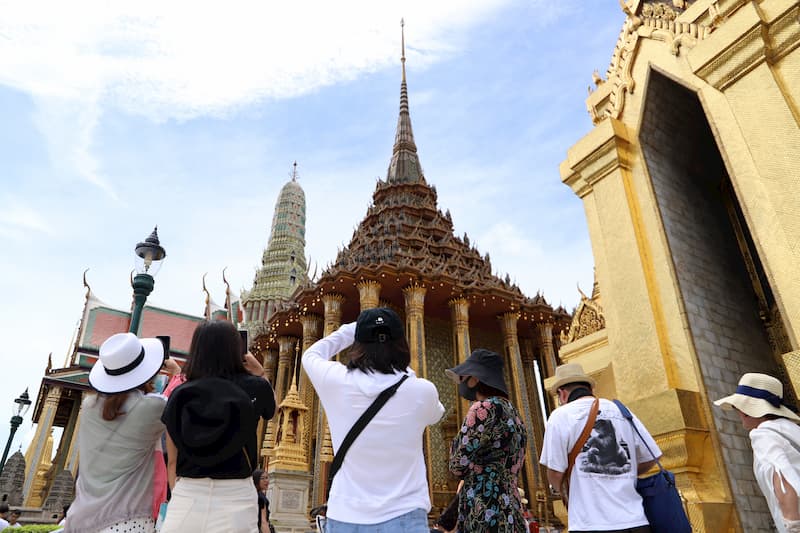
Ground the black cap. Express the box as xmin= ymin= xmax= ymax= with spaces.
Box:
xmin=355 ymin=307 xmax=405 ymax=344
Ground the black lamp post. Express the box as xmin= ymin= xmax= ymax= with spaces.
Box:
xmin=129 ymin=227 xmax=167 ymax=334
xmin=0 ymin=389 xmax=32 ymax=477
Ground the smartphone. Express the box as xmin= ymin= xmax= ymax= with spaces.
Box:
xmin=239 ymin=330 xmax=248 ymax=357
xmin=156 ymin=335 xmax=171 ymax=359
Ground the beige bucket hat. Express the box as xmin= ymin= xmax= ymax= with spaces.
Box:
xmin=548 ymin=363 xmax=596 ymax=392
xmin=714 ymin=373 xmax=800 ymax=421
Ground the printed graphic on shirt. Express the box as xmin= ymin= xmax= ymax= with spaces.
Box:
xmin=579 ymin=419 xmax=632 ymax=475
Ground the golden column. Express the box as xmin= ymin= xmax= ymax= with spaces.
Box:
xmin=312 ymin=293 xmax=344 ymax=506
xmin=403 ymin=282 xmax=427 ymax=375
xmin=534 ymin=322 xmax=557 ymax=378
xmin=499 ymin=313 xmax=540 ymax=499
xmin=300 ymin=313 xmax=322 ymax=472
xmin=403 ymin=282 xmax=433 ymax=500
xmin=263 ymin=349 xmax=278 ymax=384
xmin=64 ymin=406 xmax=83 ymax=474
xmin=23 ymin=386 xmax=61 ymax=505
xmin=449 ymin=297 xmax=471 ymax=364
xmin=449 ymin=297 xmax=472 ymax=422
xmin=275 ymin=337 xmax=296 ymax=414
xmin=263 ymin=336 xmax=296 ymax=460
xmin=521 ymin=335 xmax=555 ymax=524
xmin=357 ymin=280 xmax=381 ymax=311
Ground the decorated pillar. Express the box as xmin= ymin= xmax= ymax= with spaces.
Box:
xmin=23 ymin=386 xmax=61 ymax=505
xmin=264 ymin=336 xmax=296 ymax=460
xmin=275 ymin=337 xmax=296 ymax=410
xmin=52 ymin=395 xmax=81 ymax=476
xmin=300 ymin=313 xmax=322 ymax=473
xmin=521 ymin=335 xmax=555 ymax=521
xmin=449 ymin=297 xmax=471 ymax=364
xmin=403 ymin=282 xmax=427 ymax=375
xmin=499 ymin=313 xmax=540 ymax=499
xmin=263 ymin=349 xmax=278 ymax=384
xmin=357 ymin=280 xmax=381 ymax=311
xmin=312 ymin=293 xmax=345 ymax=506
xmin=403 ymin=282 xmax=434 ymax=500
xmin=64 ymin=405 xmax=82 ymax=474
xmin=535 ymin=322 xmax=557 ymax=378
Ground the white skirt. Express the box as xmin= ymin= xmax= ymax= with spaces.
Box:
xmin=160 ymin=477 xmax=258 ymax=533
xmin=96 ymin=517 xmax=154 ymax=532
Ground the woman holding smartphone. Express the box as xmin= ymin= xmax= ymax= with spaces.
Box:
xmin=160 ymin=320 xmax=276 ymax=533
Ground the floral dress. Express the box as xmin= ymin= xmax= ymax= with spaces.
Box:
xmin=449 ymin=396 xmax=527 ymax=533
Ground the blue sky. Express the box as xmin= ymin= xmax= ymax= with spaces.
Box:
xmin=0 ymin=1 xmax=625 ymax=455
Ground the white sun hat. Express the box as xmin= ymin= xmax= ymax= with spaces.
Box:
xmin=714 ymin=372 xmax=800 ymax=422
xmin=89 ymin=332 xmax=165 ymax=394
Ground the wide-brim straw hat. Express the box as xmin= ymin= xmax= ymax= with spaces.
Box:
xmin=548 ymin=363 xmax=596 ymax=392
xmin=89 ymin=333 xmax=165 ymax=394
xmin=714 ymin=373 xmax=800 ymax=421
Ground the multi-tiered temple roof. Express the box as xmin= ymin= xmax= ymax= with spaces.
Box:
xmin=266 ymin=30 xmax=568 ymax=340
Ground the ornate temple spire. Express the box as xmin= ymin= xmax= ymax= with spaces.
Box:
xmin=243 ymin=163 xmax=308 ymax=326
xmin=387 ymin=19 xmax=423 ymax=184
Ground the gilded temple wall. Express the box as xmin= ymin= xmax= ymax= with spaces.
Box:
xmin=560 ymin=1 xmax=800 ymax=530
xmin=640 ymin=71 xmax=778 ymax=531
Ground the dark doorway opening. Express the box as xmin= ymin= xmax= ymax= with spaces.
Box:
xmin=639 ymin=69 xmax=791 ymax=532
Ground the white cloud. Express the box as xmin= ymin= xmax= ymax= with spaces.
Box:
xmin=0 ymin=201 xmax=53 ymax=238
xmin=475 ymin=220 xmax=593 ymax=308
xmin=0 ymin=0 xmax=520 ymax=197
xmin=0 ymin=1 xmax=515 ymax=120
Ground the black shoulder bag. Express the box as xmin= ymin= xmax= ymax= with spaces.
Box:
xmin=326 ymin=374 xmax=409 ymax=500
xmin=613 ymin=399 xmax=692 ymax=533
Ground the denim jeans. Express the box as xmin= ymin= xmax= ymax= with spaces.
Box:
xmin=324 ymin=508 xmax=429 ymax=533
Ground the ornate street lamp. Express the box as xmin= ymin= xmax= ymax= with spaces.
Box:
xmin=0 ymin=389 xmax=32 ymax=477
xmin=129 ymin=227 xmax=167 ymax=334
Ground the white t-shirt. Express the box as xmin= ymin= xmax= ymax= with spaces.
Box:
xmin=0 ymin=518 xmax=8 ymax=531
xmin=302 ymin=322 xmax=445 ymax=524
xmin=540 ymin=396 xmax=661 ymax=531
xmin=750 ymin=417 xmax=800 ymax=533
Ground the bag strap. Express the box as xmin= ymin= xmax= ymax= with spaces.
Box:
xmin=613 ymin=399 xmax=664 ymax=472
xmin=562 ymin=398 xmax=599 ymax=498
xmin=243 ymin=446 xmax=252 ymax=471
xmin=326 ymin=374 xmax=409 ymax=499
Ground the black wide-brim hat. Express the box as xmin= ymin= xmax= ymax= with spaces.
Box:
xmin=445 ymin=348 xmax=509 ymax=395
xmin=163 ymin=377 xmax=256 ymax=467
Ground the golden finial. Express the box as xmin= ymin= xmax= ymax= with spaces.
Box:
xmin=400 ymin=18 xmax=406 ymax=83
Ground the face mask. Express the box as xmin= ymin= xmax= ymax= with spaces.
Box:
xmin=458 ymin=380 xmax=478 ymax=401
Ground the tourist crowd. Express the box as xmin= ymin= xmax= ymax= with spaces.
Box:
xmin=57 ymin=307 xmax=800 ymax=533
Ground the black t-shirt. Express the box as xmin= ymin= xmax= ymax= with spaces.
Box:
xmin=165 ymin=373 xmax=276 ymax=479
xmin=258 ymin=492 xmax=270 ymax=528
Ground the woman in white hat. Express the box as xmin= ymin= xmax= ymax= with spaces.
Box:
xmin=65 ymin=332 xmax=180 ymax=533
xmin=715 ymin=373 xmax=800 ymax=533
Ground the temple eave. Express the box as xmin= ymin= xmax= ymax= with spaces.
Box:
xmin=265 ymin=265 xmax=566 ymax=349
